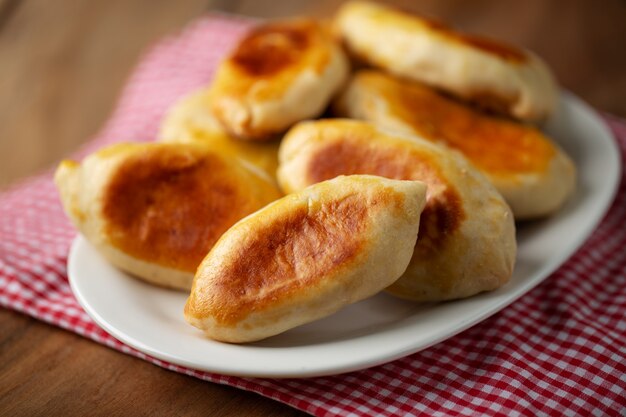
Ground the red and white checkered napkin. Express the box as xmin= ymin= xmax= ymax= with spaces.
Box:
xmin=1 ymin=14 xmax=625 ymax=416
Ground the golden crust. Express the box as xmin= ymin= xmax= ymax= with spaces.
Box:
xmin=184 ymin=175 xmax=427 ymax=342
xmin=335 ymin=70 xmax=576 ymax=218
xmin=334 ymin=1 xmax=557 ymax=121
xmin=210 ymin=18 xmax=349 ymax=140
xmin=54 ymin=142 xmax=282 ymax=290
xmin=278 ymin=119 xmax=516 ymax=302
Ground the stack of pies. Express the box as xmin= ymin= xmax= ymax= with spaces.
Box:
xmin=56 ymin=1 xmax=575 ymax=343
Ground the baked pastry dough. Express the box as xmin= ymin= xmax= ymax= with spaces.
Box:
xmin=55 ymin=142 xmax=282 ymax=290
xmin=335 ymin=71 xmax=576 ymax=219
xmin=335 ymin=1 xmax=558 ymax=121
xmin=210 ymin=18 xmax=349 ymax=140
xmin=184 ymin=175 xmax=427 ymax=343
xmin=278 ymin=119 xmax=516 ymax=302
xmin=159 ymin=87 xmax=279 ymax=184
xmin=160 ymin=87 xmax=224 ymax=140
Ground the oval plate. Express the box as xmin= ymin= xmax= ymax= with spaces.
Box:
xmin=69 ymin=92 xmax=621 ymax=378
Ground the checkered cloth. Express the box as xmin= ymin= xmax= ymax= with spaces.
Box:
xmin=1 ymin=14 xmax=625 ymax=416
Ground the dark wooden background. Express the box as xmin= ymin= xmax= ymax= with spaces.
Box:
xmin=1 ymin=1 xmax=625 ymax=415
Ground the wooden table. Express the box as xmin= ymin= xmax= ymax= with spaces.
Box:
xmin=1 ymin=1 xmax=625 ymax=415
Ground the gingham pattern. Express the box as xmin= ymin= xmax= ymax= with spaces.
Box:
xmin=1 ymin=14 xmax=625 ymax=417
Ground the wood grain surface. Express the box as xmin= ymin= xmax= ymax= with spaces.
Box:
xmin=1 ymin=1 xmax=625 ymax=415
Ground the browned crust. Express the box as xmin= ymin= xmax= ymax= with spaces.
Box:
xmin=352 ymin=71 xmax=556 ymax=177
xmin=187 ymin=190 xmax=409 ymax=326
xmin=232 ymin=21 xmax=315 ymax=77
xmin=102 ymin=147 xmax=265 ymax=272
xmin=306 ymin=136 xmax=465 ymax=256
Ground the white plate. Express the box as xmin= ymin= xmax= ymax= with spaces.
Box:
xmin=68 ymin=92 xmax=621 ymax=378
